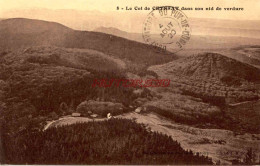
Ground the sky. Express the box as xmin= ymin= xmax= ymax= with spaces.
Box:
xmin=0 ymin=0 xmax=260 ymax=20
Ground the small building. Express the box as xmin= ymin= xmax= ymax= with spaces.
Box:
xmin=135 ymin=107 xmax=142 ymax=113
xmin=72 ymin=113 xmax=81 ymax=117
xmin=107 ymin=113 xmax=112 ymax=119
xmin=90 ymin=114 xmax=98 ymax=118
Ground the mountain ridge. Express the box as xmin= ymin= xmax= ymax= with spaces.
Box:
xmin=0 ymin=18 xmax=177 ymax=74
xmin=0 ymin=18 xmax=72 ymax=34
xmin=170 ymin=52 xmax=260 ymax=82
xmin=94 ymin=26 xmax=128 ymax=36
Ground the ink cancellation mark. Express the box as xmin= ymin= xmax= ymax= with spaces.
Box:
xmin=142 ymin=6 xmax=191 ymax=53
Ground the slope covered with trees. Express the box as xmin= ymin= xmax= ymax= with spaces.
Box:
xmin=146 ymin=53 xmax=260 ymax=133
xmin=150 ymin=53 xmax=260 ymax=105
xmin=0 ymin=46 xmax=138 ymax=112
xmin=0 ymin=46 xmax=143 ymax=158
xmin=2 ymin=119 xmax=213 ymax=164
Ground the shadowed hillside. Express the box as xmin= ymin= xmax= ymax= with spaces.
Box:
xmin=0 ymin=18 xmax=71 ymax=50
xmin=0 ymin=45 xmax=142 ymax=163
xmin=0 ymin=18 xmax=71 ymax=34
xmin=146 ymin=53 xmax=260 ymax=133
xmin=0 ymin=46 xmax=139 ymax=112
xmin=0 ymin=18 xmax=177 ymax=74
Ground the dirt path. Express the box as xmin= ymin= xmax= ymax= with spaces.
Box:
xmin=44 ymin=112 xmax=260 ymax=164
xmin=43 ymin=116 xmax=105 ymax=130
xmin=120 ymin=112 xmax=260 ymax=164
xmin=228 ymin=99 xmax=260 ymax=107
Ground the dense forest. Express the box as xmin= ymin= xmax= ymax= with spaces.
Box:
xmin=0 ymin=19 xmax=259 ymax=165
xmin=2 ymin=119 xmax=213 ymax=164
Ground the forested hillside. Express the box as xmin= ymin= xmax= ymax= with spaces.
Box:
xmin=146 ymin=53 xmax=260 ymax=133
xmin=150 ymin=53 xmax=260 ymax=105
xmin=0 ymin=46 xmax=142 ymax=148
xmin=2 ymin=119 xmax=213 ymax=164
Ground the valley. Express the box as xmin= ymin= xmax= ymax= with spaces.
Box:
xmin=0 ymin=18 xmax=260 ymax=165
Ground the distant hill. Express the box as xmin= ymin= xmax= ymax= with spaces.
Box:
xmin=190 ymin=18 xmax=260 ymax=39
xmin=166 ymin=53 xmax=260 ymax=82
xmin=230 ymin=46 xmax=260 ymax=67
xmin=93 ymin=26 xmax=143 ymax=43
xmin=0 ymin=18 xmax=71 ymax=34
xmin=0 ymin=18 xmax=177 ymax=74
xmin=2 ymin=8 xmax=260 ymax=37
xmin=94 ymin=27 xmax=128 ymax=37
xmin=0 ymin=18 xmax=72 ymax=50
xmin=149 ymin=53 xmax=260 ymax=104
xmin=93 ymin=27 xmax=260 ymax=50
xmin=146 ymin=53 xmax=260 ymax=133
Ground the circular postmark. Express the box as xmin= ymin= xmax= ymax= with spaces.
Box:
xmin=142 ymin=6 xmax=191 ymax=53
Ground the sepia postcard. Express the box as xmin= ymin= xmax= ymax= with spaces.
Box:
xmin=0 ymin=0 xmax=260 ymax=165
